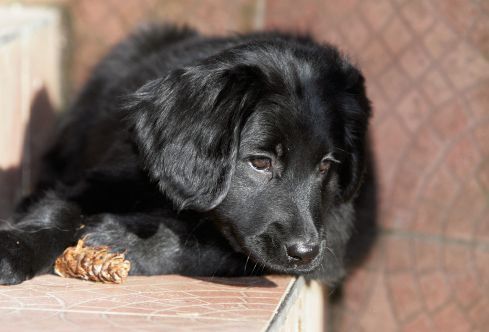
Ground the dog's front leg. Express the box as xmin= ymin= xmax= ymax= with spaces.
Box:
xmin=79 ymin=214 xmax=249 ymax=277
xmin=0 ymin=192 xmax=82 ymax=285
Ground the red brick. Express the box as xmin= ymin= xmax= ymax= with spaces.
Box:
xmin=71 ymin=42 xmax=106 ymax=87
xmin=400 ymin=0 xmax=436 ymax=34
xmin=378 ymin=65 xmax=411 ymax=102
xmin=419 ymin=271 xmax=450 ymax=311
xmin=314 ymin=32 xmax=340 ymax=49
xmin=185 ymin=0 xmax=261 ymax=34
xmin=450 ymin=272 xmax=481 ymax=308
xmin=396 ymin=89 xmax=431 ymax=132
xmin=406 ymin=126 xmax=441 ymax=170
xmin=411 ymin=200 xmax=444 ymax=235
xmin=107 ymin=0 xmax=149 ymax=28
xmin=387 ymin=272 xmax=423 ymax=322
xmin=465 ymin=82 xmax=489 ymax=121
xmin=388 ymin=164 xmax=421 ymax=228
xmin=399 ymin=44 xmax=432 ymax=79
xmin=338 ymin=13 xmax=370 ymax=53
xmin=96 ymin=14 xmax=126 ymax=46
xmin=359 ymin=38 xmax=393 ymax=78
xmin=320 ymin=0 xmax=361 ymax=16
xmin=357 ymin=273 xmax=398 ymax=332
xmin=413 ymin=239 xmax=443 ymax=272
xmin=317 ymin=28 xmax=347 ymax=51
xmin=359 ymin=0 xmax=395 ymax=32
xmin=444 ymin=179 xmax=485 ymax=241
xmin=402 ymin=313 xmax=433 ymax=332
xmin=473 ymin=122 xmax=489 ymax=157
xmin=74 ymin=0 xmax=108 ymax=27
xmin=468 ymin=296 xmax=489 ymax=330
xmin=382 ymin=16 xmax=413 ymax=55
xmin=265 ymin=0 xmax=322 ymax=31
xmin=441 ymin=42 xmax=489 ymax=91
xmin=431 ymin=99 xmax=469 ymax=141
xmin=330 ymin=305 xmax=357 ymax=332
xmin=433 ymin=303 xmax=472 ymax=332
xmin=371 ymin=115 xmax=410 ymax=184
xmin=422 ymin=21 xmax=458 ymax=59
xmin=443 ymin=245 xmax=472 ymax=273
xmin=384 ymin=236 xmax=414 ymax=272
xmin=69 ymin=0 xmax=261 ymax=88
xmin=474 ymin=249 xmax=489 ymax=289
xmin=342 ymin=268 xmax=376 ymax=313
xmin=446 ymin=136 xmax=482 ymax=181
xmin=473 ymin=205 xmax=489 ymax=242
xmin=468 ymin=13 xmax=489 ymax=57
xmin=421 ymin=164 xmax=458 ymax=207
xmin=435 ymin=0 xmax=480 ymax=35
xmin=321 ymin=0 xmax=359 ymax=18
xmin=420 ymin=69 xmax=454 ymax=106
xmin=479 ymin=0 xmax=489 ymax=13
xmin=377 ymin=180 xmax=392 ymax=228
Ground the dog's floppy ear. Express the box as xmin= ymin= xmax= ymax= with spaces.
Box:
xmin=124 ymin=62 xmax=265 ymax=211
xmin=337 ymin=68 xmax=371 ymax=202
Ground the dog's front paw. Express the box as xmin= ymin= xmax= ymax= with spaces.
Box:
xmin=0 ymin=232 xmax=32 ymax=285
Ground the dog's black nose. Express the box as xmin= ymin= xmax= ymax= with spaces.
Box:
xmin=286 ymin=242 xmax=319 ymax=263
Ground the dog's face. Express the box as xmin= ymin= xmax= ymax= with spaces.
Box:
xmin=215 ymin=107 xmax=342 ymax=274
xmin=127 ymin=38 xmax=371 ymax=281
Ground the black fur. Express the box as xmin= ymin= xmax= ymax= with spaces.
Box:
xmin=0 ymin=25 xmax=374 ymax=285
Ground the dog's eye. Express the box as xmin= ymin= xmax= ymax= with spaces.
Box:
xmin=250 ymin=157 xmax=272 ymax=172
xmin=319 ymin=159 xmax=331 ymax=174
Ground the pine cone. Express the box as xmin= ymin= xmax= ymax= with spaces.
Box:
xmin=54 ymin=238 xmax=131 ymax=284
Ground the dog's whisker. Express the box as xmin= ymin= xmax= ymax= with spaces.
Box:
xmin=244 ymin=254 xmax=250 ymax=274
xmin=325 ymin=246 xmax=337 ymax=259
xmin=211 ymin=253 xmax=230 ymax=279
xmin=251 ymin=262 xmax=258 ymax=275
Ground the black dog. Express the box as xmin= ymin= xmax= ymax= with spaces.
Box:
xmin=0 ymin=25 xmax=374 ymax=285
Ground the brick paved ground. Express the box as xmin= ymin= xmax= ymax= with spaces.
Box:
xmin=1 ymin=1 xmax=488 ymax=331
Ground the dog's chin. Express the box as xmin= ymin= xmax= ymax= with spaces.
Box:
xmin=264 ymin=260 xmax=321 ymax=275
xmin=217 ymin=223 xmax=325 ymax=275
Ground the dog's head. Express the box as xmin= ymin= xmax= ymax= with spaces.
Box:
xmin=126 ymin=37 xmax=371 ymax=282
